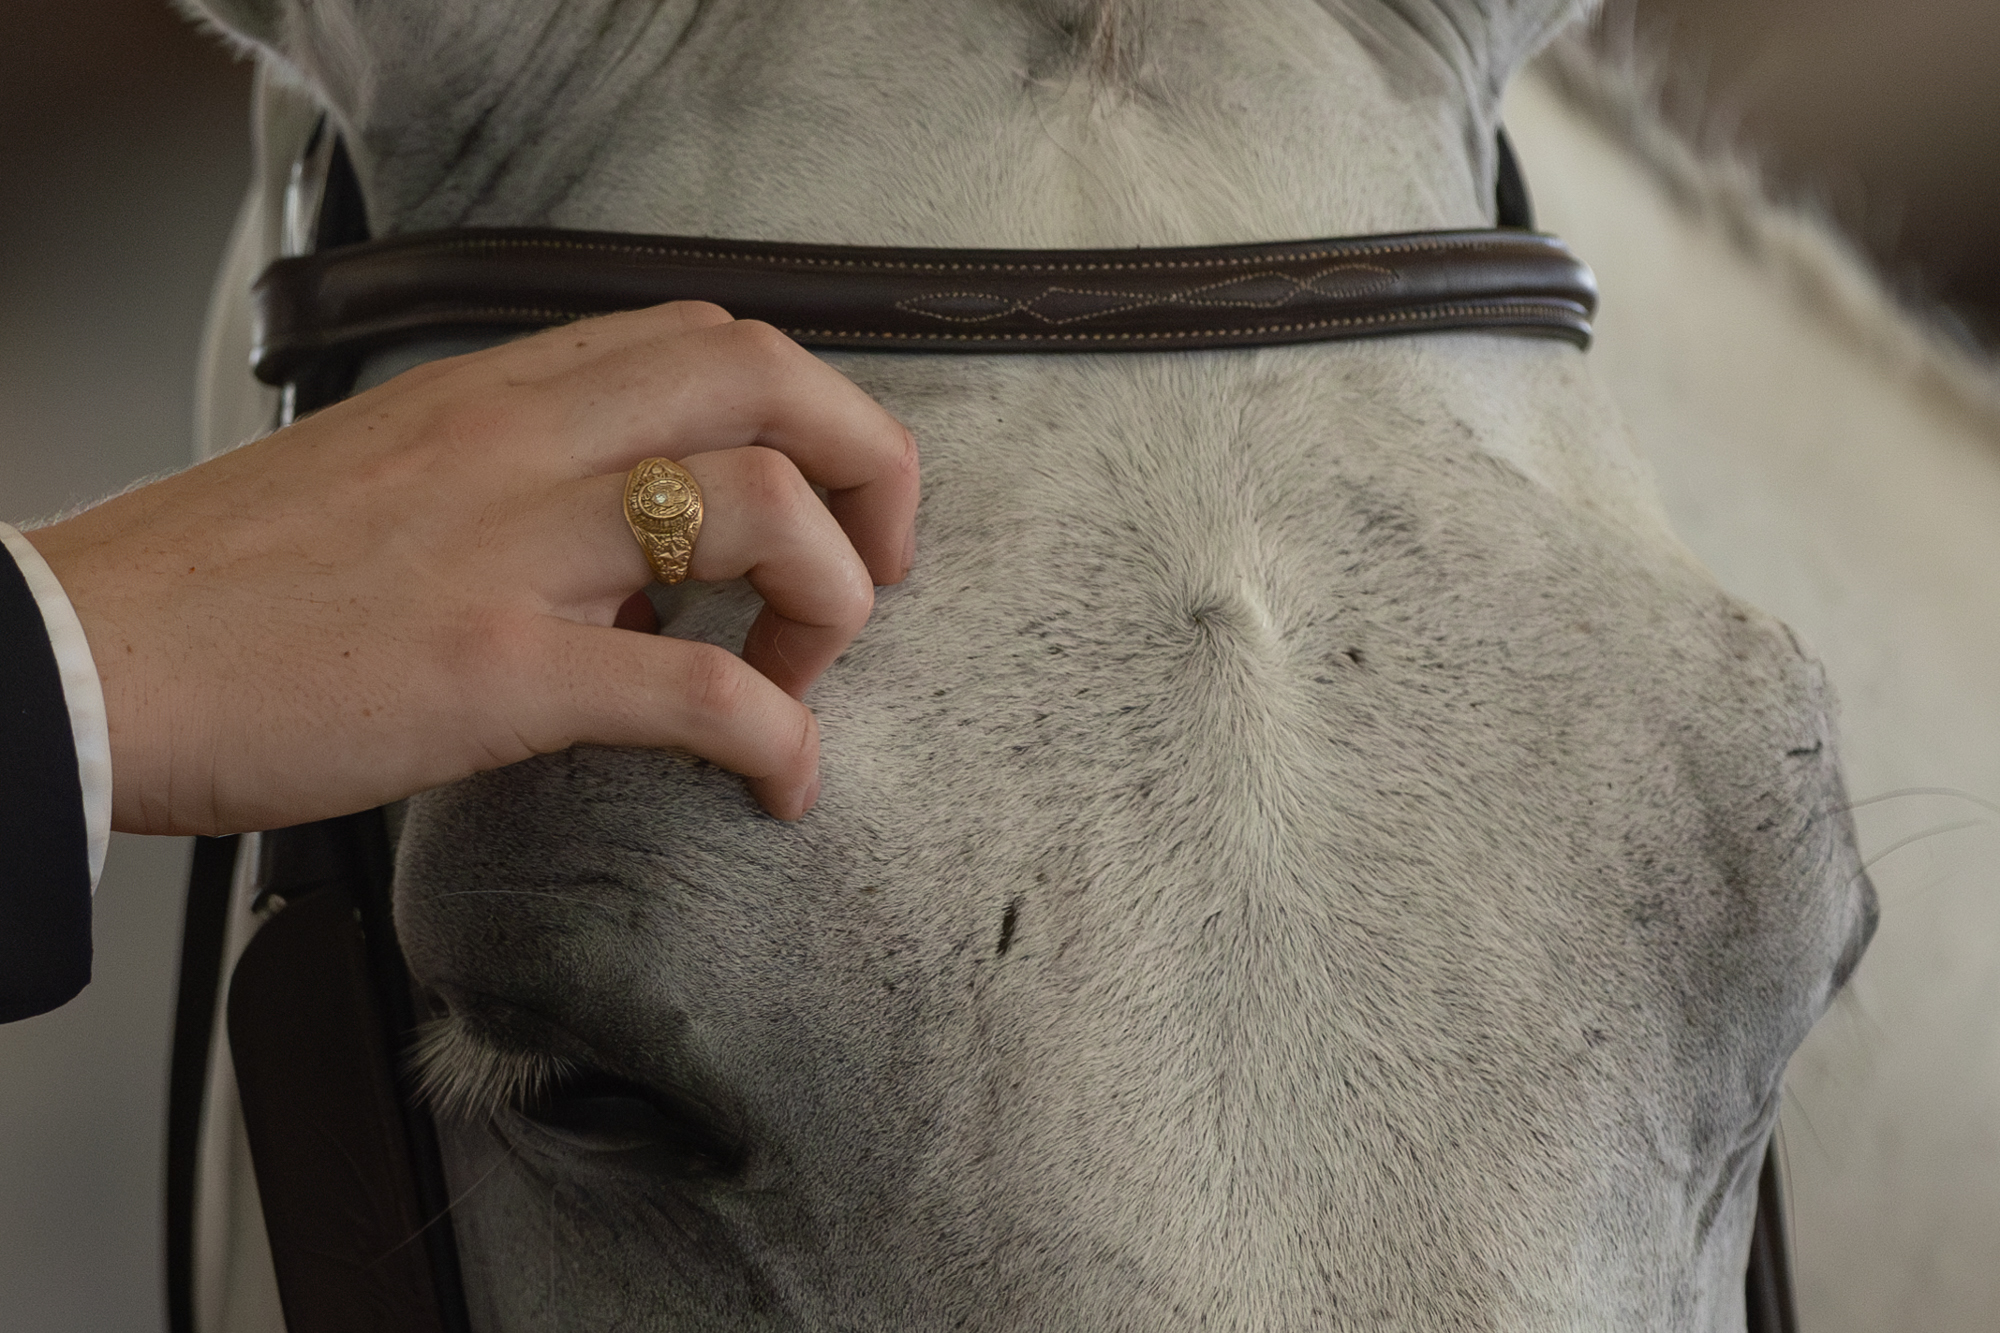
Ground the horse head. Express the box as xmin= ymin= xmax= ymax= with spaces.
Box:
xmin=186 ymin=2 xmax=1877 ymax=1328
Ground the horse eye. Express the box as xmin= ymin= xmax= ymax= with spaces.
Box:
xmin=516 ymin=1069 xmax=743 ymax=1176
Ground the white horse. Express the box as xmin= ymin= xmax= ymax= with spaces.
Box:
xmin=179 ymin=3 xmax=1938 ymax=1329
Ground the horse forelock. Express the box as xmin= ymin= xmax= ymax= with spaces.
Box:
xmin=179 ymin=0 xmax=1608 ymax=244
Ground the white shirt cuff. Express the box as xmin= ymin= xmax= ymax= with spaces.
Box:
xmin=0 ymin=522 xmax=111 ymax=892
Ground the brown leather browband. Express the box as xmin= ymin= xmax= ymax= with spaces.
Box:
xmin=250 ymin=226 xmax=1597 ymax=385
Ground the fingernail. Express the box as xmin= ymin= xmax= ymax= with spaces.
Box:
xmin=796 ymin=775 xmax=821 ymax=816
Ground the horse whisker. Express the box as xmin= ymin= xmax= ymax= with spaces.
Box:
xmin=1841 ymin=786 xmax=2000 ymax=819
xmin=1861 ymin=818 xmax=1989 ymax=874
xmin=364 ymin=1152 xmax=510 ymax=1269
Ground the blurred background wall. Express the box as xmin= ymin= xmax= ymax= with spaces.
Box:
xmin=0 ymin=1 xmax=1993 ymax=1328
xmin=1604 ymin=0 xmax=2000 ymax=345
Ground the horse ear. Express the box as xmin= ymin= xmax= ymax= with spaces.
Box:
xmin=1458 ymin=0 xmax=1594 ymax=100
xmin=175 ymin=0 xmax=285 ymax=50
xmin=1321 ymin=0 xmax=1589 ymax=219
xmin=1331 ymin=0 xmax=1592 ymax=110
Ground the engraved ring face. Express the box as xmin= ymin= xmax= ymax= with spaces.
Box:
xmin=622 ymin=458 xmax=704 ymax=584
xmin=633 ymin=467 xmax=696 ymax=522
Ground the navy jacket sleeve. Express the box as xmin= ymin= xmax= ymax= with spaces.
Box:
xmin=0 ymin=540 xmax=92 ymax=1022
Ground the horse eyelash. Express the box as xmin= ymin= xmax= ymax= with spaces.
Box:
xmin=411 ymin=1015 xmax=573 ymax=1124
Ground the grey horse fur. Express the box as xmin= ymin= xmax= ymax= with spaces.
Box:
xmin=183 ymin=2 xmax=1877 ymax=1328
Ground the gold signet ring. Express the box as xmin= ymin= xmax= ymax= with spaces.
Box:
xmin=623 ymin=457 xmax=705 ymax=585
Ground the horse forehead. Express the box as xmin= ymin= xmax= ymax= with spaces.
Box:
xmin=398 ymin=356 xmax=1855 ymax=1058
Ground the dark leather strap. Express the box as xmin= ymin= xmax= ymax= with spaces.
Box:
xmin=252 ymin=226 xmax=1596 ymax=386
xmin=229 ymin=812 xmax=472 ymax=1333
xmin=1495 ymin=128 xmax=1535 ymax=232
xmin=165 ymin=834 xmax=239 ymax=1333
xmin=1746 ymin=1141 xmax=1800 ymax=1333
xmin=284 ymin=131 xmax=373 ymax=415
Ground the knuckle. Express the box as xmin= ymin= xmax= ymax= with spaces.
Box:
xmin=459 ymin=611 xmax=540 ymax=690
xmin=437 ymin=613 xmax=560 ymax=746
xmin=724 ymin=318 xmax=799 ymax=365
xmin=891 ymin=421 xmax=920 ymax=479
xmin=666 ymin=299 xmax=733 ymax=328
xmin=791 ymin=705 xmax=820 ymax=766
xmin=740 ymin=445 xmax=808 ymax=510
xmin=833 ymin=564 xmax=876 ymax=628
xmin=682 ymin=641 xmax=752 ymax=721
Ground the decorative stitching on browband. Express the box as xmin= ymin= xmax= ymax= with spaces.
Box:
xmin=788 ymin=301 xmax=1590 ymax=344
xmin=887 ymin=265 xmax=1407 ymax=327
xmin=895 ymin=287 xmax=1160 ymax=326
xmin=1185 ymin=264 xmax=1400 ymax=303
xmin=382 ymin=232 xmax=1541 ymax=275
xmin=317 ymin=298 xmax=1585 ymax=346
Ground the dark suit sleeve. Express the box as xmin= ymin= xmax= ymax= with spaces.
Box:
xmin=0 ymin=540 xmax=91 ymax=1022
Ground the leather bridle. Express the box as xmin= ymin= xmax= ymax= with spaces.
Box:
xmin=246 ymin=135 xmax=1594 ymax=397
xmin=166 ymin=122 xmax=1798 ymax=1333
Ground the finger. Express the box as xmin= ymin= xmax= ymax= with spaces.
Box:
xmin=677 ymin=448 xmax=876 ymax=698
xmin=531 ymin=620 xmax=822 ymax=820
xmin=513 ymin=472 xmax=656 ymax=616
xmin=534 ymin=455 xmax=874 ymax=698
xmin=550 ymin=319 xmax=919 ymax=585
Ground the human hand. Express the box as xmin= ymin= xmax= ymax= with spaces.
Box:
xmin=25 ymin=302 xmax=918 ymax=834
